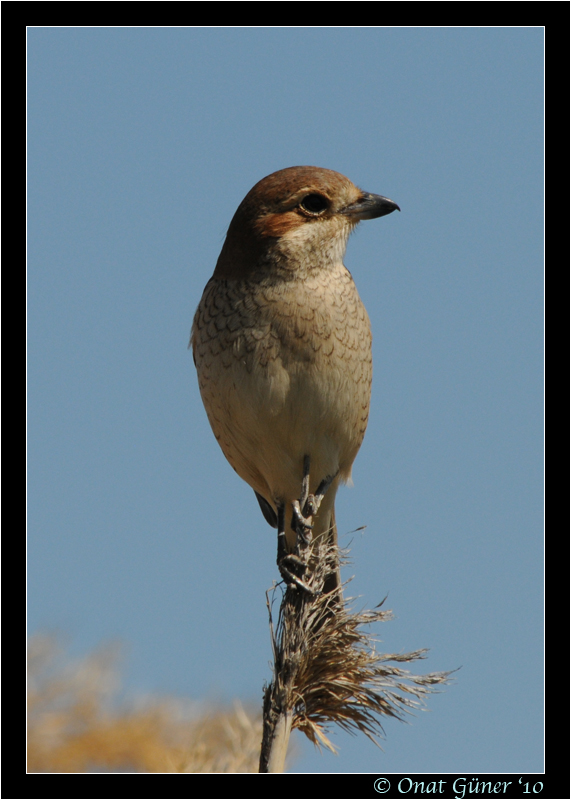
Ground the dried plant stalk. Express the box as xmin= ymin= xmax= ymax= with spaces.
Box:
xmin=259 ymin=538 xmax=452 ymax=771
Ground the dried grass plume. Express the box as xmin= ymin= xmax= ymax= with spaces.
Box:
xmin=27 ymin=635 xmax=263 ymax=773
xmin=260 ymin=539 xmax=452 ymax=771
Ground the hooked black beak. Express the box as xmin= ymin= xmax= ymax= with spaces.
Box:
xmin=341 ymin=192 xmax=400 ymax=220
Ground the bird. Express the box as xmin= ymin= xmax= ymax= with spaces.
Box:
xmin=191 ymin=166 xmax=399 ymax=593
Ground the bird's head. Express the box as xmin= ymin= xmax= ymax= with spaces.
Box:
xmin=213 ymin=166 xmax=399 ymax=279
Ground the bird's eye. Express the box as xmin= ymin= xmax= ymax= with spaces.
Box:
xmin=299 ymin=194 xmax=329 ymax=215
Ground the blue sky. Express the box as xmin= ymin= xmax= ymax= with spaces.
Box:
xmin=28 ymin=27 xmax=543 ymax=775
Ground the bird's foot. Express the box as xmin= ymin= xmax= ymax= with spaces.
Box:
xmin=278 ymin=558 xmax=314 ymax=594
xmin=291 ymin=500 xmax=313 ymax=543
xmin=275 ymin=461 xmax=339 ymax=594
xmin=277 ymin=526 xmax=314 ymax=593
xmin=292 ymin=470 xmax=335 ymax=540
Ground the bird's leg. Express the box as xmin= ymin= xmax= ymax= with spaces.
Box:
xmin=276 ymin=503 xmax=288 ymax=562
xmin=305 ymin=472 xmax=337 ymax=518
xmin=291 ymin=455 xmax=313 ymax=543
xmin=299 ymin=454 xmax=311 ymax=514
xmin=277 ymin=502 xmax=313 ymax=594
xmin=292 ymin=462 xmax=342 ymax=597
xmin=280 ymin=459 xmax=340 ymax=594
xmin=292 ymin=462 xmax=338 ymax=533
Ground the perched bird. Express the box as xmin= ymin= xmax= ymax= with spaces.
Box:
xmin=191 ymin=166 xmax=399 ymax=591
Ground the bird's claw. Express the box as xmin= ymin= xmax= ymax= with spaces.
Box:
xmin=282 ymin=553 xmax=306 ymax=570
xmin=291 ymin=500 xmax=313 ymax=542
xmin=276 ymin=459 xmax=338 ymax=594
xmin=278 ymin=560 xmax=314 ymax=595
xmin=303 ymin=492 xmax=323 ymax=518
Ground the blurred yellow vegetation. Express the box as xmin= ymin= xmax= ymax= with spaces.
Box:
xmin=27 ymin=634 xmax=264 ymax=773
